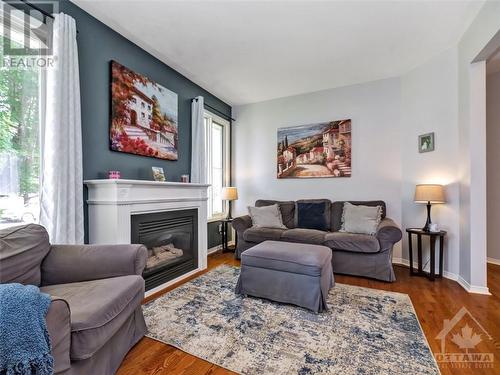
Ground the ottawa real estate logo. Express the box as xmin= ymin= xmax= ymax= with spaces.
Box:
xmin=435 ymin=307 xmax=495 ymax=370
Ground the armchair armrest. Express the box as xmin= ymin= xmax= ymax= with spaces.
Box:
xmin=376 ymin=218 xmax=402 ymax=248
xmin=232 ymin=215 xmax=252 ymax=234
xmin=41 ymin=244 xmax=147 ymax=286
xmin=46 ymin=297 xmax=71 ymax=373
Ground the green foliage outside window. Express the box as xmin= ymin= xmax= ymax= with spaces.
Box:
xmin=0 ymin=37 xmax=40 ymax=205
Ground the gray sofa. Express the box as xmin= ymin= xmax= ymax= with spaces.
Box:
xmin=232 ymin=199 xmax=402 ymax=282
xmin=0 ymin=224 xmax=148 ymax=374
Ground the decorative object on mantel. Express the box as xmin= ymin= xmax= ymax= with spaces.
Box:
xmin=108 ymin=170 xmax=121 ymax=179
xmin=277 ymin=120 xmax=352 ymax=179
xmin=110 ymin=60 xmax=179 ymax=160
xmin=181 ymin=174 xmax=190 ymax=183
xmin=221 ymin=187 xmax=238 ymax=220
xmin=414 ymin=184 xmax=445 ymax=231
xmin=143 ymin=266 xmax=439 ymax=375
xmin=418 ymin=132 xmax=435 ymax=153
xmin=152 ymin=167 xmax=166 ymax=182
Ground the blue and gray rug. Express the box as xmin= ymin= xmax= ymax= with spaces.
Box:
xmin=144 ymin=265 xmax=439 ymax=374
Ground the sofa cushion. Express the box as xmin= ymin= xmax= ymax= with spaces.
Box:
xmin=0 ymin=224 xmax=50 ymax=285
xmin=243 ymin=227 xmax=286 ymax=243
xmin=340 ymin=202 xmax=382 ymax=235
xmin=297 ymin=201 xmax=329 ymax=231
xmin=331 ymin=201 xmax=386 ymax=231
xmin=248 ymin=204 xmax=286 ymax=229
xmin=241 ymin=240 xmax=332 ymax=277
xmin=256 ymin=200 xmax=296 ymax=228
xmin=40 ymin=275 xmax=144 ymax=360
xmin=295 ymin=199 xmax=331 ymax=229
xmin=324 ymin=232 xmax=380 ymax=253
xmin=281 ymin=228 xmax=328 ymax=245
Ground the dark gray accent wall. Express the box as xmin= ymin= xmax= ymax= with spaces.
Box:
xmin=57 ymin=1 xmax=232 ymax=243
xmin=207 ymin=221 xmax=233 ymax=250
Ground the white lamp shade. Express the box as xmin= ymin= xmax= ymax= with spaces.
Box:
xmin=221 ymin=187 xmax=238 ymax=201
xmin=414 ymin=184 xmax=445 ymax=203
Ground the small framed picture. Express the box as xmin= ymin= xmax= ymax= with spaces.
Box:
xmin=418 ymin=132 xmax=435 ymax=153
xmin=152 ymin=167 xmax=166 ymax=181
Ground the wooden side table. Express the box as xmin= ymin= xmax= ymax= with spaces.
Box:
xmin=406 ymin=228 xmax=447 ymax=281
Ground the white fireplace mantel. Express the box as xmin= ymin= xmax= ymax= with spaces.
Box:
xmin=84 ymin=179 xmax=210 ymax=295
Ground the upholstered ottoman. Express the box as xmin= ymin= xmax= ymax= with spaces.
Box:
xmin=235 ymin=240 xmax=334 ymax=312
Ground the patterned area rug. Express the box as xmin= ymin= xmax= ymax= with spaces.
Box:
xmin=144 ymin=266 xmax=439 ymax=375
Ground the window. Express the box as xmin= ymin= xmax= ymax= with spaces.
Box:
xmin=0 ymin=5 xmax=45 ymax=229
xmin=204 ymin=111 xmax=230 ymax=220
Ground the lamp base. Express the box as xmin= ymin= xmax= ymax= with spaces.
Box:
xmin=422 ymin=202 xmax=432 ymax=232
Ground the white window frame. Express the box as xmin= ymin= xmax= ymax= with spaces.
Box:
xmin=204 ymin=110 xmax=230 ymax=222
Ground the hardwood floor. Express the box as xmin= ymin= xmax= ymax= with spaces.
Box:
xmin=118 ymin=253 xmax=500 ymax=375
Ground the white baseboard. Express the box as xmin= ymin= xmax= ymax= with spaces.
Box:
xmin=393 ymin=257 xmax=491 ymax=295
xmin=208 ymin=241 xmax=235 ymax=255
xmin=456 ymin=275 xmax=491 ymax=295
xmin=487 ymin=257 xmax=500 ymax=266
xmin=392 ymin=257 xmax=457 ymax=281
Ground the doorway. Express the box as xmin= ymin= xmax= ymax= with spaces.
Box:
xmin=486 ymin=49 xmax=500 ymax=284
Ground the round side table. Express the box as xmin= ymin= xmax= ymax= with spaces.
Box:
xmin=406 ymin=228 xmax=447 ymax=281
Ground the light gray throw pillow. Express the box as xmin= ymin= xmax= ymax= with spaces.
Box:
xmin=340 ymin=202 xmax=382 ymax=235
xmin=248 ymin=204 xmax=286 ymax=229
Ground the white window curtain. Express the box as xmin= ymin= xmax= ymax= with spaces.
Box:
xmin=191 ymin=96 xmax=207 ymax=183
xmin=40 ymin=13 xmax=84 ymax=244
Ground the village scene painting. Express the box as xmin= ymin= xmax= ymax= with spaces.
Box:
xmin=277 ymin=119 xmax=352 ymax=178
xmin=110 ymin=61 xmax=178 ymax=160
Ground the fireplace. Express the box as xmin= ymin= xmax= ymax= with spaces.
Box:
xmin=85 ymin=179 xmax=209 ymax=296
xmin=131 ymin=209 xmax=198 ymax=291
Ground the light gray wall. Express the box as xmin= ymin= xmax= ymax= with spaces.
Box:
xmin=487 ymin=71 xmax=500 ymax=262
xmin=400 ymin=47 xmax=460 ymax=277
xmin=233 ymin=78 xmax=403 ymax=259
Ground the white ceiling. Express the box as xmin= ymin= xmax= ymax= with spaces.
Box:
xmin=71 ymin=0 xmax=484 ymax=105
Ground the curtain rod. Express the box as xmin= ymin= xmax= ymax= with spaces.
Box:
xmin=192 ymin=98 xmax=235 ymax=122
xmin=19 ymin=0 xmax=54 ymax=19
xmin=17 ymin=0 xmax=79 ymax=34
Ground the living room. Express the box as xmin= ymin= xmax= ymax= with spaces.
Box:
xmin=0 ymin=1 xmax=499 ymax=374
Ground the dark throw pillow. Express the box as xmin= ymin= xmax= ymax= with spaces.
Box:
xmin=297 ymin=202 xmax=328 ymax=231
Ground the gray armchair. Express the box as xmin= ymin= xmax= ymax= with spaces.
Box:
xmin=0 ymin=224 xmax=148 ymax=374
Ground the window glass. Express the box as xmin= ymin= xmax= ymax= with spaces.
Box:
xmin=204 ymin=112 xmax=229 ymax=220
xmin=0 ymin=26 xmax=42 ymax=229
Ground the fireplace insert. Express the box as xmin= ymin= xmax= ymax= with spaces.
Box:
xmin=131 ymin=209 xmax=198 ymax=291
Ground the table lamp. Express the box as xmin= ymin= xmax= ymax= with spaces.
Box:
xmin=221 ymin=187 xmax=238 ymax=220
xmin=414 ymin=184 xmax=445 ymax=232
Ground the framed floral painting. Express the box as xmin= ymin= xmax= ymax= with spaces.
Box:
xmin=110 ymin=61 xmax=178 ymax=160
